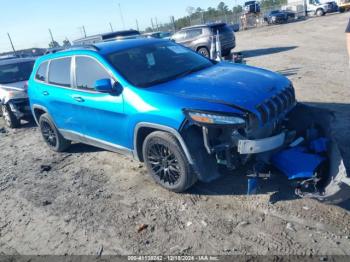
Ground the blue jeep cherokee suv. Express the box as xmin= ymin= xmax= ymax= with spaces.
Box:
xmin=28 ymin=39 xmax=296 ymax=192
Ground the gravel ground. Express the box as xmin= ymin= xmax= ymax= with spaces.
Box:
xmin=0 ymin=13 xmax=350 ymax=256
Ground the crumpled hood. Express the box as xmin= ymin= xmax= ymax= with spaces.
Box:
xmin=150 ymin=63 xmax=291 ymax=113
xmin=0 ymin=81 xmax=28 ymax=103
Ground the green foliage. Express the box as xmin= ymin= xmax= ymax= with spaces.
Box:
xmin=62 ymin=39 xmax=71 ymax=48
xmin=260 ymin=0 xmax=288 ymax=9
xmin=48 ymin=40 xmax=60 ymax=48
xmin=217 ymin=2 xmax=229 ymax=12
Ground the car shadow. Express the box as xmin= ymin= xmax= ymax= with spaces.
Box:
xmin=242 ymin=46 xmax=298 ymax=58
xmin=67 ymin=143 xmax=104 ymax=154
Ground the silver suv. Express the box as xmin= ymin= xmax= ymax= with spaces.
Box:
xmin=171 ymin=23 xmax=236 ymax=58
xmin=0 ymin=58 xmax=36 ymax=128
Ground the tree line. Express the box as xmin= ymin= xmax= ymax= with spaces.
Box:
xmin=145 ymin=0 xmax=288 ymax=32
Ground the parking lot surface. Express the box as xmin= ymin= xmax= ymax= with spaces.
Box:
xmin=1 ymin=13 xmax=350 ymax=255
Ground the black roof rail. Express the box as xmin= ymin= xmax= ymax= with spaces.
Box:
xmin=65 ymin=44 xmax=100 ymax=52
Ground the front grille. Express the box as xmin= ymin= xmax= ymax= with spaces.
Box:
xmin=256 ymin=87 xmax=296 ymax=124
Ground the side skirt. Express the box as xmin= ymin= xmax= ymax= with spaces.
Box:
xmin=59 ymin=129 xmax=134 ymax=158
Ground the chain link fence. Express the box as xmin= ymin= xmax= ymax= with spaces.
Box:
xmin=155 ymin=1 xmax=307 ymax=33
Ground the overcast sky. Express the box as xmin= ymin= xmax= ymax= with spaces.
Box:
xmin=0 ymin=0 xmax=244 ymax=52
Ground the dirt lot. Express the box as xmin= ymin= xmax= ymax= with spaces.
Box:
xmin=1 ymin=13 xmax=350 ymax=256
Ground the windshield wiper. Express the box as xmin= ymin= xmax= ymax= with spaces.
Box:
xmin=141 ymin=64 xmax=212 ymax=87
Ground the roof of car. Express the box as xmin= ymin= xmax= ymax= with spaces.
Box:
xmin=35 ymin=38 xmax=168 ymax=63
xmin=0 ymin=57 xmax=36 ymax=66
xmin=182 ymin=22 xmax=226 ymax=30
xmin=70 ymin=38 xmax=165 ymax=55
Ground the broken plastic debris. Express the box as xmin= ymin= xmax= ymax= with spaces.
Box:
xmin=271 ymin=147 xmax=325 ymax=180
xmin=247 ymin=178 xmax=258 ymax=195
xmin=137 ymin=224 xmax=148 ymax=233
xmin=309 ymin=137 xmax=329 ymax=153
xmin=289 ymin=137 xmax=304 ymax=148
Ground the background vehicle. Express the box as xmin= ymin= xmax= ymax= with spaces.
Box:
xmin=45 ymin=47 xmax=65 ymax=54
xmin=28 ymin=39 xmax=295 ymax=192
xmin=244 ymin=1 xmax=261 ymax=13
xmin=284 ymin=0 xmax=331 ymax=16
xmin=73 ymin=30 xmax=141 ymax=45
xmin=336 ymin=0 xmax=350 ymax=12
xmin=0 ymin=58 xmax=36 ymax=128
xmin=171 ymin=23 xmax=236 ymax=58
xmin=324 ymin=1 xmax=339 ymax=12
xmin=143 ymin=31 xmax=173 ymax=39
xmin=228 ymin=24 xmax=240 ymax=32
xmin=264 ymin=10 xmax=296 ymax=24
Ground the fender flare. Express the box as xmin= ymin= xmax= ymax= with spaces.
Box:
xmin=31 ymin=104 xmax=53 ymax=125
xmin=133 ymin=122 xmax=194 ymax=165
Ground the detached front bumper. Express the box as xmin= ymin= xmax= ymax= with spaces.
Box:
xmin=7 ymin=99 xmax=31 ymax=119
xmin=237 ymin=133 xmax=285 ymax=154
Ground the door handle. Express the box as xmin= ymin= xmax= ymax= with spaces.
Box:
xmin=42 ymin=91 xmax=49 ymax=96
xmin=73 ymin=96 xmax=85 ymax=103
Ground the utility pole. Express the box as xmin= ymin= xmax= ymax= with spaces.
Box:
xmin=109 ymin=22 xmax=114 ymax=32
xmin=136 ymin=19 xmax=139 ymax=31
xmin=155 ymin=17 xmax=159 ymax=31
xmin=7 ymin=33 xmax=17 ymax=56
xmin=151 ymin=18 xmax=155 ymax=30
xmin=82 ymin=26 xmax=87 ymax=38
xmin=118 ymin=3 xmax=125 ymax=29
xmin=48 ymin=28 xmax=55 ymax=42
xmin=170 ymin=16 xmax=176 ymax=33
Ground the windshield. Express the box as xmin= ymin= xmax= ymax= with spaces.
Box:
xmin=0 ymin=61 xmax=35 ymax=84
xmin=310 ymin=0 xmax=321 ymax=4
xmin=106 ymin=42 xmax=214 ymax=87
xmin=210 ymin=24 xmax=232 ymax=34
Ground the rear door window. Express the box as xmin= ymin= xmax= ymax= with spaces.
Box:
xmin=48 ymin=57 xmax=72 ymax=87
xmin=75 ymin=56 xmax=110 ymax=90
xmin=172 ymin=31 xmax=186 ymax=41
xmin=35 ymin=61 xmax=48 ymax=82
xmin=186 ymin=29 xmax=202 ymax=39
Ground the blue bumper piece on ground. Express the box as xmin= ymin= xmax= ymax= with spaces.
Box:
xmin=309 ymin=138 xmax=329 ymax=153
xmin=271 ymin=147 xmax=326 ymax=180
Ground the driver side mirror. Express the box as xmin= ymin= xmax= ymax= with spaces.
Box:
xmin=94 ymin=78 xmax=123 ymax=95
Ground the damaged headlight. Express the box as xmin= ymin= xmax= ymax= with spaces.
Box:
xmin=185 ymin=110 xmax=246 ymax=127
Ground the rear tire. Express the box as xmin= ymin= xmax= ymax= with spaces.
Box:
xmin=197 ymin=47 xmax=210 ymax=58
xmin=142 ymin=131 xmax=197 ymax=192
xmin=39 ymin=113 xmax=71 ymax=152
xmin=1 ymin=104 xmax=20 ymax=128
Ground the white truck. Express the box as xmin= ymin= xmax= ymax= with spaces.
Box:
xmin=283 ymin=0 xmax=332 ymax=17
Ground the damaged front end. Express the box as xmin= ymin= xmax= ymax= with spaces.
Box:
xmin=181 ymin=103 xmax=295 ymax=182
xmin=0 ymin=85 xmax=31 ymax=122
xmin=181 ymin=100 xmax=349 ymax=203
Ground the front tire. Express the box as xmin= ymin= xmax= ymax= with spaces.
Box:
xmin=142 ymin=131 xmax=197 ymax=192
xmin=39 ymin=113 xmax=71 ymax=152
xmin=1 ymin=104 xmax=20 ymax=128
xmin=316 ymin=9 xmax=325 ymax=16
